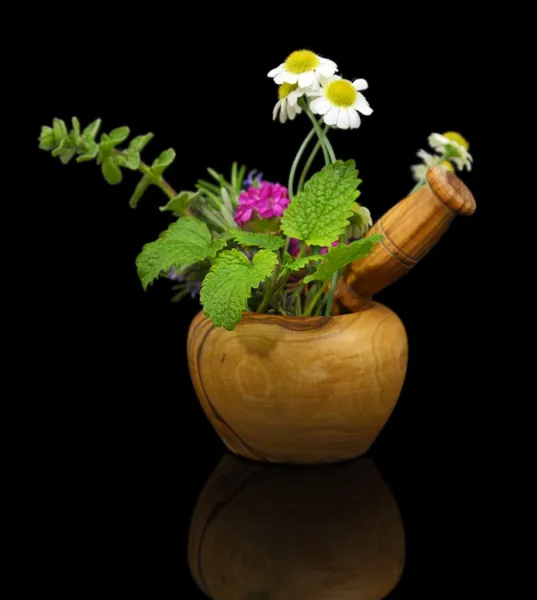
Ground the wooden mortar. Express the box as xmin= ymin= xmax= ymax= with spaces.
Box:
xmin=187 ymin=167 xmax=476 ymax=464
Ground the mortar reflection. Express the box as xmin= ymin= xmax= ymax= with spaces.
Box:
xmin=188 ymin=455 xmax=405 ymax=599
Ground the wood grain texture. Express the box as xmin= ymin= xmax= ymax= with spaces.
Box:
xmin=336 ymin=166 xmax=476 ymax=310
xmin=188 ymin=455 xmax=405 ymax=600
xmin=187 ymin=302 xmax=408 ymax=464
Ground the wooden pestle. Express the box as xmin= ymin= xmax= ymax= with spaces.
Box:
xmin=335 ymin=166 xmax=476 ymax=312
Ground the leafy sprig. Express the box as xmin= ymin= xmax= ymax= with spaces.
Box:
xmin=40 ymin=117 xmax=381 ymax=329
xmin=39 ymin=117 xmax=179 ymax=208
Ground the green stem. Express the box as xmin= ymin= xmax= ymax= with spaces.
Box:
xmin=323 ymin=272 xmax=339 ymax=316
xmin=301 ymin=101 xmax=336 ymax=165
xmin=297 ymin=124 xmax=331 ymax=193
xmin=409 ymin=178 xmax=426 ymax=194
xmin=303 ymin=280 xmax=330 ymax=317
xmin=288 ymin=126 xmax=317 ymax=200
xmin=272 ymin=243 xmax=307 ymax=303
xmin=115 ymin=150 xmax=177 ymax=201
xmin=301 ymin=101 xmax=332 ymax=165
xmin=257 ymin=278 xmax=274 ymax=313
xmin=324 ymin=134 xmax=336 ymax=164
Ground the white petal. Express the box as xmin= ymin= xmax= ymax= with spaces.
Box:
xmin=298 ymin=71 xmax=315 ymax=87
xmin=287 ymin=103 xmax=298 ymax=119
xmin=324 ymin=107 xmax=340 ymax=126
xmin=267 ymin=64 xmax=285 ymax=77
xmin=319 ymin=57 xmax=338 ymax=69
xmin=349 ymin=109 xmax=361 ymax=129
xmin=273 ymin=100 xmax=282 ymax=121
xmin=317 ymin=63 xmax=336 ymax=77
xmin=417 ymin=149 xmax=432 ymax=161
xmin=354 ymin=94 xmax=373 ymax=115
xmin=287 ymin=91 xmax=298 ymax=106
xmin=274 ymin=72 xmax=298 ymax=85
xmin=337 ymin=109 xmax=351 ymax=129
xmin=280 ymin=103 xmax=288 ymax=124
xmin=310 ymin=97 xmax=331 ymax=115
xmin=353 ymin=78 xmax=368 ymax=91
xmin=428 ymin=133 xmax=448 ymax=150
xmin=411 ymin=165 xmax=427 ymax=181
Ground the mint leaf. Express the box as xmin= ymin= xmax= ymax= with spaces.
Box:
xmin=136 ymin=217 xmax=226 ymax=290
xmin=129 ymin=175 xmax=153 ymax=208
xmin=129 ymin=133 xmax=154 ymax=153
xmin=200 ymin=249 xmax=278 ymax=330
xmin=232 ymin=231 xmax=285 ymax=251
xmin=159 ymin=191 xmax=203 ymax=214
xmin=152 ymin=149 xmax=176 ymax=176
xmin=304 ymin=234 xmax=382 ymax=284
xmin=283 ymin=254 xmax=323 ymax=272
xmin=281 ymin=160 xmax=361 ymax=246
xmin=102 ymin=157 xmax=123 ymax=185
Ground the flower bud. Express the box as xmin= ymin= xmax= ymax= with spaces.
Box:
xmin=39 ymin=126 xmax=56 ymax=150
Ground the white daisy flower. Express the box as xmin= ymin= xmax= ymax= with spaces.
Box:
xmin=428 ymin=132 xmax=473 ymax=171
xmin=411 ymin=149 xmax=455 ymax=182
xmin=309 ymin=76 xmax=372 ymax=130
xmin=272 ymin=83 xmax=308 ymax=123
xmin=267 ymin=50 xmax=338 ymax=89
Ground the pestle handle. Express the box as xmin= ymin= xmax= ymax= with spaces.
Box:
xmin=335 ymin=166 xmax=476 ymax=311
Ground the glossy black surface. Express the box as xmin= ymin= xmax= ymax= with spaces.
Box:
xmin=29 ymin=25 xmax=507 ymax=597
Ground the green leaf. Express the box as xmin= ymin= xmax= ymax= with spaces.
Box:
xmin=39 ymin=126 xmax=56 ymax=150
xmin=53 ymin=118 xmax=68 ymax=141
xmin=118 ymin=151 xmax=140 ymax=170
xmin=136 ymin=217 xmax=227 ymax=290
xmin=129 ymin=133 xmax=154 ymax=153
xmin=200 ymin=249 xmax=278 ymax=330
xmin=99 ymin=133 xmax=114 ymax=153
xmin=59 ymin=146 xmax=76 ymax=165
xmin=236 ymin=165 xmax=246 ymax=191
xmin=51 ymin=137 xmax=67 ymax=157
xmin=207 ymin=167 xmax=222 ymax=183
xmin=159 ymin=190 xmax=202 ymax=214
xmin=76 ymin=141 xmax=99 ymax=162
xmin=102 ymin=157 xmax=123 ymax=185
xmin=283 ymin=253 xmax=323 ymax=272
xmin=129 ymin=175 xmax=153 ymax=208
xmin=151 ymin=149 xmax=176 ymax=176
xmin=303 ymin=234 xmax=383 ymax=284
xmin=82 ymin=119 xmax=101 ymax=142
xmin=281 ymin=160 xmax=362 ymax=246
xmin=231 ymin=231 xmax=285 ymax=251
xmin=231 ymin=162 xmax=238 ymax=189
xmin=108 ymin=126 xmax=130 ymax=145
xmin=71 ymin=117 xmax=81 ymax=137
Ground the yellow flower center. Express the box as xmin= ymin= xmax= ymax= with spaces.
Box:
xmin=443 ymin=131 xmax=469 ymax=150
xmin=284 ymin=50 xmax=320 ymax=74
xmin=325 ymin=80 xmax=357 ymax=108
xmin=441 ymin=160 xmax=455 ymax=172
xmin=278 ymin=82 xmax=298 ymax=100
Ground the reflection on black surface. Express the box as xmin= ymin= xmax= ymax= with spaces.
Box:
xmin=188 ymin=455 xmax=405 ymax=599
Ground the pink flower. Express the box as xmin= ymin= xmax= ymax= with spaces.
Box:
xmin=289 ymin=238 xmax=301 ymax=257
xmin=235 ymin=181 xmax=290 ymax=227
xmin=320 ymin=240 xmax=340 ymax=255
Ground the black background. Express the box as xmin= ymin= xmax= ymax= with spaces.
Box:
xmin=31 ymin=23 xmax=510 ymax=597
